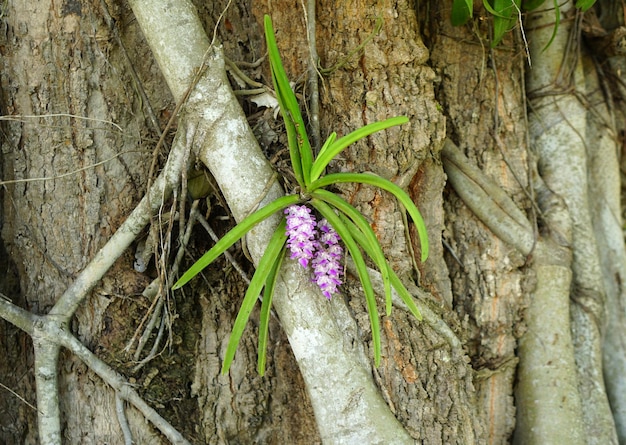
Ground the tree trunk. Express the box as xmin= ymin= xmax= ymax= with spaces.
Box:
xmin=0 ymin=0 xmax=624 ymax=443
xmin=418 ymin=3 xmax=532 ymax=443
xmin=0 ymin=0 xmax=161 ymax=441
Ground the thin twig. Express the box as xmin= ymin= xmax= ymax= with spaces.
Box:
xmin=0 ymin=113 xmax=123 ymax=132
xmin=210 ymin=0 xmax=233 ymax=47
xmin=132 ymin=315 xmax=167 ymax=374
xmin=225 ymin=57 xmax=265 ymax=89
xmin=192 ymin=208 xmax=251 ymax=285
xmin=115 ymin=393 xmax=133 ymax=445
xmin=132 ymin=292 xmax=165 ymax=362
xmin=0 ymin=151 xmax=142 ymax=186
xmin=0 ymin=380 xmax=38 ymax=412
xmin=511 ymin=0 xmax=532 ymax=67
xmin=128 ymin=200 xmax=201 ymax=365
xmin=301 ymin=0 xmax=321 ymax=153
xmin=124 ymin=286 xmax=163 ymax=355
xmin=232 ymin=88 xmax=268 ymax=96
xmin=233 ymin=55 xmax=266 ymax=68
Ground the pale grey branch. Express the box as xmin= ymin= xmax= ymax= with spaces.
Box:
xmin=441 ymin=138 xmax=535 ymax=255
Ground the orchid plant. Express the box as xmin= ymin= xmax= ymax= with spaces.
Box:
xmin=172 ymin=15 xmax=429 ymax=375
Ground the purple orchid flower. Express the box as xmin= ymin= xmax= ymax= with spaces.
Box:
xmin=312 ymin=219 xmax=343 ymax=299
xmin=284 ymin=205 xmax=318 ymax=268
xmin=285 ymin=205 xmax=343 ymax=299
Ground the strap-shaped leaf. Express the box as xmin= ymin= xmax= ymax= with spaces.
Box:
xmin=316 ymin=132 xmax=337 ymax=161
xmin=222 ymin=219 xmax=288 ymax=374
xmin=575 ymin=0 xmax=596 ymax=11
xmin=344 ymin=219 xmax=422 ymax=321
xmin=451 ymin=0 xmax=473 ymax=26
xmin=311 ymin=189 xmax=393 ymax=315
xmin=311 ymin=198 xmax=382 ymax=366
xmin=309 ymin=116 xmax=408 ymax=183
xmin=257 ymin=243 xmax=286 ymax=375
xmin=172 ymin=194 xmax=300 ymax=289
xmin=309 ymin=172 xmax=429 ymax=262
xmin=490 ymin=0 xmax=521 ymax=47
xmin=264 ymin=15 xmax=313 ymax=186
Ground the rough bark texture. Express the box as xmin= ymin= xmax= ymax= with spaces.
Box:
xmin=1 ymin=0 xmax=623 ymax=443
xmin=0 ymin=0 xmax=160 ymax=442
xmin=422 ymin=2 xmax=532 ymax=444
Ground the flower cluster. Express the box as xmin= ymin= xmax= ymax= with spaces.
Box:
xmin=312 ymin=219 xmax=343 ymax=299
xmin=284 ymin=205 xmax=317 ymax=268
xmin=285 ymin=205 xmax=343 ymax=299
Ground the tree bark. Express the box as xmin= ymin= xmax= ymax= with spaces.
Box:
xmin=1 ymin=0 xmax=624 ymax=443
xmin=0 ymin=0 xmax=165 ymax=442
xmin=423 ymin=3 xmax=532 ymax=443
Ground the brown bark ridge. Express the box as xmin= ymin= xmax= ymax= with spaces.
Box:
xmin=0 ymin=0 xmax=185 ymax=442
xmin=422 ymin=2 xmax=533 ymax=444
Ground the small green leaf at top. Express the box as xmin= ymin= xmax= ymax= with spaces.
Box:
xmin=575 ymin=0 xmax=596 ymax=11
xmin=451 ymin=0 xmax=474 ymax=26
xmin=489 ymin=0 xmax=521 ymax=47
xmin=522 ymin=0 xmax=546 ymax=10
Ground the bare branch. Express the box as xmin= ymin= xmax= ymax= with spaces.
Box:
xmin=441 ymin=138 xmax=535 ymax=254
xmin=53 ymin=323 xmax=191 ymax=445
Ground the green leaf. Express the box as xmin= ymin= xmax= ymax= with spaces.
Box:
xmin=309 ymin=172 xmax=429 ymax=262
xmin=264 ymin=15 xmax=313 ymax=186
xmin=451 ymin=0 xmax=473 ymax=26
xmin=316 ymin=132 xmax=337 ymax=161
xmin=482 ymin=0 xmax=512 ymax=18
xmin=542 ymin=0 xmax=560 ymax=51
xmin=222 ymin=219 xmax=288 ymax=374
xmin=343 ymin=217 xmax=422 ymax=321
xmin=257 ymin=243 xmax=286 ymax=375
xmin=172 ymin=194 xmax=300 ymax=289
xmin=311 ymin=199 xmax=382 ymax=366
xmin=490 ymin=0 xmax=521 ymax=47
xmin=311 ymin=189 xmax=393 ymax=316
xmin=309 ymin=116 xmax=409 ymax=183
xmin=522 ymin=0 xmax=546 ymax=10
xmin=575 ymin=0 xmax=596 ymax=11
